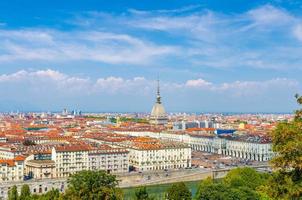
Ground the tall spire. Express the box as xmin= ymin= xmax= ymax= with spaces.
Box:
xmin=156 ymin=78 xmax=161 ymax=104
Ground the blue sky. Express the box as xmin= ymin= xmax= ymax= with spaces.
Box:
xmin=0 ymin=0 xmax=301 ymax=113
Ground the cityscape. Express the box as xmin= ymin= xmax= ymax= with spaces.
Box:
xmin=0 ymin=82 xmax=296 ymax=199
xmin=0 ymin=1 xmax=302 ymax=200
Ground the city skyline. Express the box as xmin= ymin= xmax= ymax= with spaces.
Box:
xmin=0 ymin=0 xmax=302 ymax=112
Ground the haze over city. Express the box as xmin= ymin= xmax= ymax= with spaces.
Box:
xmin=0 ymin=0 xmax=301 ymax=112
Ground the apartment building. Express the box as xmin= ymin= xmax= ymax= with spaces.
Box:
xmin=128 ymin=146 xmax=191 ymax=171
xmin=51 ymin=144 xmax=130 ymax=178
xmin=115 ymin=130 xmax=274 ymax=161
xmin=0 ymin=156 xmax=25 ymax=182
xmin=51 ymin=145 xmax=89 ymax=178
xmin=118 ymin=138 xmax=191 ymax=171
xmin=0 ymin=145 xmax=23 ymax=159
xmin=88 ymin=146 xmax=129 ymax=173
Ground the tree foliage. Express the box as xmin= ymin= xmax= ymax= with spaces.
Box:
xmin=63 ymin=170 xmax=123 ymax=200
xmin=195 ymin=175 xmax=260 ymax=200
xmin=294 ymin=93 xmax=302 ymax=120
xmin=23 ymin=139 xmax=36 ymax=146
xmin=19 ymin=184 xmax=31 ymax=200
xmin=31 ymin=189 xmax=60 ymax=200
xmin=135 ymin=186 xmax=154 ymax=200
xmin=8 ymin=185 xmax=18 ymax=200
xmin=166 ymin=182 xmax=191 ymax=200
xmin=223 ymin=167 xmax=268 ymax=190
xmin=196 ymin=167 xmax=267 ymax=199
xmin=260 ymin=94 xmax=302 ymax=199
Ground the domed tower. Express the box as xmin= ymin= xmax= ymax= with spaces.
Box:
xmin=150 ymin=80 xmax=168 ymax=125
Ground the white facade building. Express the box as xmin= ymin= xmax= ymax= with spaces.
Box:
xmin=88 ymin=148 xmax=129 ymax=173
xmin=0 ymin=156 xmax=25 ymax=182
xmin=115 ymin=130 xmax=274 ymax=161
xmin=51 ymin=145 xmax=89 ymax=178
xmin=128 ymin=146 xmax=191 ymax=171
xmin=51 ymin=145 xmax=130 ymax=178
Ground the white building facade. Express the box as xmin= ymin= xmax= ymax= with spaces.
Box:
xmin=128 ymin=146 xmax=191 ymax=171
xmin=115 ymin=130 xmax=274 ymax=161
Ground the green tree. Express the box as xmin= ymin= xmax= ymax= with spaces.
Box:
xmin=223 ymin=167 xmax=267 ymax=190
xmin=47 ymin=188 xmax=60 ymax=200
xmin=195 ymin=176 xmax=260 ymax=200
xmin=63 ymin=170 xmax=122 ymax=200
xmin=260 ymin=94 xmax=302 ymax=199
xmin=135 ymin=187 xmax=154 ymax=200
xmin=8 ymin=185 xmax=18 ymax=200
xmin=19 ymin=184 xmax=31 ymax=200
xmin=294 ymin=93 xmax=302 ymax=119
xmin=226 ymin=187 xmax=260 ymax=200
xmin=43 ymin=188 xmax=60 ymax=200
xmin=195 ymin=178 xmax=227 ymax=200
xmin=30 ymin=189 xmax=61 ymax=200
xmin=166 ymin=182 xmax=191 ymax=200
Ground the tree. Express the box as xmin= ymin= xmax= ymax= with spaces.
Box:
xmin=195 ymin=176 xmax=260 ymax=200
xmin=135 ymin=187 xmax=153 ymax=200
xmin=8 ymin=185 xmax=18 ymax=200
xmin=294 ymin=93 xmax=302 ymax=120
xmin=195 ymin=178 xmax=228 ymax=200
xmin=63 ymin=170 xmax=122 ymax=200
xmin=19 ymin=184 xmax=31 ymax=200
xmin=223 ymin=167 xmax=267 ymax=190
xmin=23 ymin=140 xmax=36 ymax=146
xmin=30 ymin=189 xmax=60 ymax=200
xmin=260 ymin=94 xmax=302 ymax=199
xmin=166 ymin=182 xmax=191 ymax=200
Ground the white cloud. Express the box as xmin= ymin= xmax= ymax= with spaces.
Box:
xmin=0 ymin=70 xmax=298 ymax=97
xmin=293 ymin=24 xmax=302 ymax=41
xmin=181 ymin=77 xmax=299 ymax=97
xmin=0 ymin=29 xmax=177 ymax=65
xmin=246 ymin=5 xmax=293 ymax=26
xmin=0 ymin=69 xmax=90 ymax=93
xmin=185 ymin=78 xmax=212 ymax=88
xmin=216 ymin=78 xmax=299 ymax=97
xmin=1 ymin=5 xmax=302 ymax=71
xmin=106 ymin=4 xmax=302 ymax=70
xmin=0 ymin=69 xmax=299 ymax=111
xmin=94 ymin=76 xmax=153 ymax=94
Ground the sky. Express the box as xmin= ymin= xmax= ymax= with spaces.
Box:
xmin=0 ymin=0 xmax=302 ymax=113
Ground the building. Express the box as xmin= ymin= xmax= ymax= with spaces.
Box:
xmin=118 ymin=138 xmax=191 ymax=171
xmin=0 ymin=156 xmax=25 ymax=182
xmin=51 ymin=144 xmax=129 ymax=178
xmin=51 ymin=145 xmax=89 ymax=178
xmin=25 ymin=160 xmax=55 ymax=180
xmin=0 ymin=145 xmax=23 ymax=159
xmin=173 ymin=120 xmax=218 ymax=131
xmin=222 ymin=137 xmax=273 ymax=161
xmin=181 ymin=134 xmax=274 ymax=161
xmin=128 ymin=142 xmax=191 ymax=171
xmin=0 ymin=178 xmax=67 ymax=199
xmin=150 ymin=80 xmax=168 ymax=125
xmin=116 ymin=130 xmax=274 ymax=162
xmin=88 ymin=146 xmax=129 ymax=173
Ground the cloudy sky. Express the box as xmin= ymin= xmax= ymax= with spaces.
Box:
xmin=0 ymin=0 xmax=301 ymax=113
